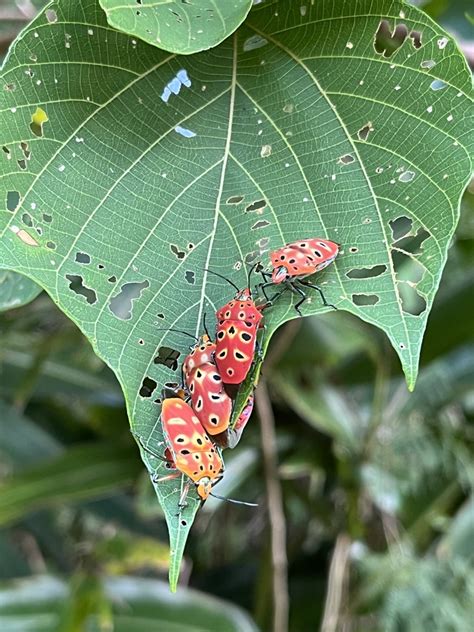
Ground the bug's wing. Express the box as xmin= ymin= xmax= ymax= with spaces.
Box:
xmin=188 ymin=363 xmax=232 ymax=434
xmin=215 ymin=321 xmax=258 ymax=385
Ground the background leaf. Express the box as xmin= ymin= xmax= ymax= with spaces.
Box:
xmin=0 ymin=270 xmax=41 ymax=311
xmin=99 ymin=0 xmax=253 ymax=55
xmin=0 ymin=0 xmax=472 ymax=586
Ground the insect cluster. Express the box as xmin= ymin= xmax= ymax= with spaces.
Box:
xmin=137 ymin=238 xmax=339 ymax=511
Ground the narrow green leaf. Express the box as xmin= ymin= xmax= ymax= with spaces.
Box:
xmin=99 ymin=0 xmax=253 ymax=55
xmin=0 ymin=443 xmax=141 ymax=527
xmin=0 ymin=270 xmax=41 ymax=311
xmin=0 ymin=0 xmax=472 ymax=585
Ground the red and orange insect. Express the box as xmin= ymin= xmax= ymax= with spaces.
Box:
xmin=159 ymin=394 xmax=224 ymax=503
xmin=260 ymin=238 xmax=339 ymax=313
xmin=182 ymin=334 xmax=232 ymax=435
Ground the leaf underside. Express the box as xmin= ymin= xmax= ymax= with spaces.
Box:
xmin=99 ymin=0 xmax=253 ymax=55
xmin=0 ymin=0 xmax=472 ymax=588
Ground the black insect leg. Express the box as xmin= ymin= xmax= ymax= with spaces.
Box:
xmin=297 ymin=279 xmax=337 ymax=310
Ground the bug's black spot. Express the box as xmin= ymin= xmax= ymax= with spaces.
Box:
xmin=210 ymin=394 xmax=220 ymax=401
xmin=196 ymin=397 xmax=203 ymax=411
xmin=176 ymin=437 xmax=185 ymax=443
xmin=180 ymin=449 xmax=190 ymax=455
xmin=217 ymin=331 xmax=225 ymax=340
xmin=289 ymin=258 xmax=296 ymax=263
xmin=196 ymin=369 xmax=203 ymax=378
xmin=314 ymin=250 xmax=323 ymax=258
xmin=241 ymin=332 xmax=252 ymax=342
xmin=196 ymin=438 xmax=203 ymax=445
xmin=228 ymin=325 xmax=236 ymax=334
xmin=210 ymin=416 xmax=219 ymax=425
xmin=245 ymin=321 xmax=253 ymax=327
xmin=212 ymin=374 xmax=221 ymax=382
xmin=218 ymin=350 xmax=227 ymax=358
xmin=200 ymin=464 xmax=205 ymax=471
xmin=227 ymin=368 xmax=234 ymax=376
xmin=280 ymin=255 xmax=285 ymax=260
xmin=300 ymin=243 xmax=307 ymax=247
xmin=190 ymin=383 xmax=194 ymax=392
xmin=209 ymin=464 xmax=213 ymax=470
xmin=235 ymin=351 xmax=245 ymax=360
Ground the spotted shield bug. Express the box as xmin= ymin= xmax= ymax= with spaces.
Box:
xmin=182 ymin=334 xmax=232 ymax=435
xmin=260 ymin=238 xmax=339 ymax=313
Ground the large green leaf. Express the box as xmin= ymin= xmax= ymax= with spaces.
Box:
xmin=0 ymin=0 xmax=472 ymax=587
xmin=0 ymin=270 xmax=41 ymax=311
xmin=0 ymin=575 xmax=259 ymax=632
xmin=99 ymin=0 xmax=253 ymax=55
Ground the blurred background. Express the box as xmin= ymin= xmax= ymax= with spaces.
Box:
xmin=1 ymin=1 xmax=473 ymax=631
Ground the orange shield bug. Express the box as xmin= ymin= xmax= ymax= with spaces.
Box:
xmin=182 ymin=334 xmax=233 ymax=435
xmin=206 ymin=267 xmax=265 ymax=389
xmin=259 ymin=238 xmax=339 ymax=314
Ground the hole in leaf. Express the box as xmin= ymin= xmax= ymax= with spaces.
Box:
xmin=349 ymin=247 xmax=359 ymax=254
xmin=245 ymin=199 xmax=266 ymax=213
xmin=20 ymin=142 xmax=30 ymax=159
xmin=46 ymin=241 xmax=56 ymax=250
xmin=393 ymin=228 xmax=430 ymax=255
xmin=420 ymin=59 xmax=436 ymax=69
xmin=108 ymin=276 xmax=117 ymax=283
xmin=374 ymin=20 xmax=420 ymax=57
xmin=398 ymin=170 xmax=415 ymax=183
xmin=358 ymin=123 xmax=373 ymax=141
xmin=257 ymin=237 xmax=270 ymax=249
xmin=244 ymin=251 xmax=259 ymax=264
xmin=65 ymin=274 xmax=97 ymax=304
xmin=157 ymin=313 xmax=165 ymax=319
xmin=2 ymin=146 xmax=11 ymax=159
xmin=22 ymin=213 xmax=33 ymax=227
xmin=109 ymin=280 xmax=149 ymax=320
xmin=226 ymin=195 xmax=244 ymax=204
xmin=170 ymin=244 xmax=185 ymax=259
xmin=30 ymin=107 xmax=48 ymax=137
xmin=252 ymin=220 xmax=271 ymax=230
xmin=346 ymin=265 xmax=387 ymax=279
xmin=46 ymin=9 xmax=58 ymax=23
xmin=4 ymin=83 xmax=16 ymax=92
xmin=17 ymin=159 xmax=27 ymax=170
xmin=139 ymin=377 xmax=157 ymax=398
xmin=75 ymin=252 xmax=91 ymax=264
xmin=185 ymin=270 xmax=195 ymax=285
xmin=398 ymin=282 xmax=427 ymax=315
xmin=431 ymin=79 xmax=447 ymax=91
xmin=352 ymin=294 xmax=380 ymax=306
xmin=389 ymin=216 xmax=413 ymax=240
xmin=338 ymin=154 xmax=355 ymax=165
xmin=43 ymin=213 xmax=52 ymax=223
xmin=154 ymin=347 xmax=181 ymax=371
xmin=6 ymin=191 xmax=20 ymax=212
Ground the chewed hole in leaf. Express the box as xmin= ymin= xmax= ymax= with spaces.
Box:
xmin=352 ymin=293 xmax=380 ymax=306
xmin=20 ymin=142 xmax=30 ymax=160
xmin=154 ymin=347 xmax=181 ymax=371
xmin=358 ymin=123 xmax=373 ymax=141
xmin=108 ymin=275 xmax=117 ymax=283
xmin=252 ymin=220 xmax=270 ymax=230
xmin=139 ymin=377 xmax=158 ymax=398
xmin=392 ymin=251 xmax=424 ymax=284
xmin=226 ymin=195 xmax=244 ymax=204
xmin=374 ymin=20 xmax=421 ymax=58
xmin=338 ymin=154 xmax=355 ymax=165
xmin=46 ymin=9 xmax=58 ymax=23
xmin=346 ymin=265 xmax=387 ymax=279
xmin=22 ymin=212 xmax=33 ymax=227
xmin=398 ymin=282 xmax=427 ymax=315
xmin=244 ymin=251 xmax=259 ymax=264
xmin=46 ymin=241 xmax=56 ymax=250
xmin=30 ymin=107 xmax=48 ymax=137
xmin=389 ymin=216 xmax=413 ymax=240
xmin=170 ymin=244 xmax=185 ymax=259
xmin=42 ymin=213 xmax=52 ymax=223
xmin=6 ymin=190 xmax=20 ymax=212
xmin=17 ymin=159 xmax=27 ymax=170
xmin=75 ymin=252 xmax=91 ymax=264
xmin=109 ymin=280 xmax=149 ymax=320
xmin=393 ymin=228 xmax=431 ymax=255
xmin=245 ymin=199 xmax=266 ymax=213
xmin=65 ymin=274 xmax=97 ymax=304
xmin=185 ymin=270 xmax=195 ymax=285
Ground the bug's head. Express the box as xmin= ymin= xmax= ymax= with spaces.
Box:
xmin=235 ymin=288 xmax=252 ymax=301
xmin=272 ymin=265 xmax=288 ymax=284
xmin=196 ymin=477 xmax=213 ymax=500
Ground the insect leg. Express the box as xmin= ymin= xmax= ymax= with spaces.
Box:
xmin=290 ymin=282 xmax=308 ymax=316
xmin=178 ymin=481 xmax=191 ymax=512
xmin=298 ymin=280 xmax=337 ymax=310
xmin=152 ymin=471 xmax=181 ymax=484
xmin=133 ymin=432 xmax=167 ymax=461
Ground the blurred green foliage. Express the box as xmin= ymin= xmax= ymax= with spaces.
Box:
xmin=0 ymin=1 xmax=473 ymax=630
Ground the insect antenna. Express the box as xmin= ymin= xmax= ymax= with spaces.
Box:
xmin=204 ymin=268 xmax=240 ymax=293
xmin=209 ymin=491 xmax=258 ymax=507
xmin=202 ymin=312 xmax=211 ymax=339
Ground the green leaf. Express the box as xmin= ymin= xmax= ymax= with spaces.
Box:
xmin=99 ymin=0 xmax=253 ymax=55
xmin=0 ymin=574 xmax=259 ymax=632
xmin=0 ymin=0 xmax=472 ymax=586
xmin=0 ymin=442 xmax=141 ymax=527
xmin=0 ymin=270 xmax=41 ymax=311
